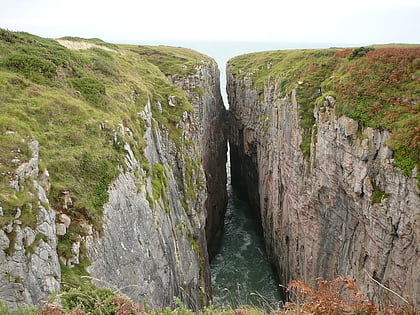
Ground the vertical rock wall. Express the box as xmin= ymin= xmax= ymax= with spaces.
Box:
xmin=168 ymin=63 xmax=228 ymax=260
xmin=227 ymin=71 xmax=419 ymax=308
xmin=86 ymin=60 xmax=226 ymax=310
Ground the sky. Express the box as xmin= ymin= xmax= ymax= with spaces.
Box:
xmin=1 ymin=0 xmax=420 ymax=45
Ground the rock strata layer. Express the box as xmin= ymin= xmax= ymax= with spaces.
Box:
xmin=168 ymin=64 xmax=228 ymax=260
xmin=227 ymin=66 xmax=419 ymax=308
xmin=87 ymin=60 xmax=227 ymax=310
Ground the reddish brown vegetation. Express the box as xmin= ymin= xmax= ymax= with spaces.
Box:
xmin=280 ymin=277 xmax=417 ymax=315
xmin=331 ymin=47 xmax=420 ymax=174
xmin=37 ymin=296 xmax=144 ymax=315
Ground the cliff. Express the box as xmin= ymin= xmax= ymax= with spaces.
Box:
xmin=227 ymin=47 xmax=419 ymax=308
xmin=0 ymin=30 xmax=226 ymax=310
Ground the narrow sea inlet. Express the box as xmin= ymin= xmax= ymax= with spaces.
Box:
xmin=210 ymin=160 xmax=281 ymax=309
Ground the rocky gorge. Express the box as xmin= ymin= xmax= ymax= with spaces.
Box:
xmin=0 ymin=30 xmax=418 ymax=313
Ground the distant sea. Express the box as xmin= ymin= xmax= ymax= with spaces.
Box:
xmin=115 ymin=40 xmax=363 ymax=106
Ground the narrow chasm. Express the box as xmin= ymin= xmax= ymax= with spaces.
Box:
xmin=210 ymin=147 xmax=281 ymax=308
xmin=209 ymin=65 xmax=282 ymax=308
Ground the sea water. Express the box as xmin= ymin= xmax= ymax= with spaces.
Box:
xmin=210 ymin=160 xmax=282 ymax=309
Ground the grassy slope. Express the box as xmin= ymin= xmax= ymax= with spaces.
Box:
xmin=228 ymin=46 xmax=420 ymax=179
xmin=0 ymin=29 xmax=210 ymax=233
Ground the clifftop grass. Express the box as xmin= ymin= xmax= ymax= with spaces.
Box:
xmin=2 ymin=276 xmax=416 ymax=314
xmin=227 ymin=46 xmax=420 ymax=177
xmin=0 ymin=29 xmax=211 ymax=231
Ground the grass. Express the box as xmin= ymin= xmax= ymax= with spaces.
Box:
xmin=25 ymin=233 xmax=49 ymax=255
xmin=151 ymin=163 xmax=170 ymax=212
xmin=228 ymin=46 xmax=420 ymax=177
xmin=0 ymin=29 xmax=207 ymax=224
xmin=128 ymin=45 xmax=208 ymax=76
xmin=1 ymin=276 xmax=416 ymax=314
xmin=0 ymin=29 xmax=211 ymax=280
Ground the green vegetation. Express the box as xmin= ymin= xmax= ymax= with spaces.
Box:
xmin=1 ymin=276 xmax=416 ymax=314
xmin=67 ymin=77 xmax=107 ymax=108
xmin=371 ymin=183 xmax=390 ymax=204
xmin=0 ymin=28 xmax=207 ymax=223
xmin=0 ymin=29 xmax=210 ymax=279
xmin=151 ymin=163 xmax=170 ymax=212
xmin=130 ymin=45 xmax=206 ymax=76
xmin=182 ymin=156 xmax=203 ymax=211
xmin=228 ymin=46 xmax=420 ymax=177
xmin=25 ymin=233 xmax=49 ymax=254
xmin=2 ymin=53 xmax=56 ymax=84
xmin=348 ymin=46 xmax=375 ymax=60
xmin=0 ymin=300 xmax=37 ymax=315
xmin=3 ymin=231 xmax=18 ymax=256
xmin=188 ymin=232 xmax=201 ymax=256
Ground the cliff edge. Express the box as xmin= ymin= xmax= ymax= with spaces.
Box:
xmin=227 ymin=46 xmax=419 ymax=308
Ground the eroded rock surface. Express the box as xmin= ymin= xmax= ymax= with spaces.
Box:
xmin=0 ymin=36 xmax=226 ymax=311
xmin=168 ymin=63 xmax=228 ymax=260
xmin=0 ymin=140 xmax=60 ymax=309
xmin=227 ymin=71 xmax=419 ymax=308
xmin=86 ymin=60 xmax=226 ymax=310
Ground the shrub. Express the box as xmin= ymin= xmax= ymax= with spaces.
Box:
xmin=348 ymin=47 xmax=375 ymax=60
xmin=151 ymin=163 xmax=170 ymax=212
xmin=0 ymin=300 xmax=11 ymax=315
xmin=41 ymin=284 xmax=144 ymax=315
xmin=0 ymin=299 xmax=38 ymax=315
xmin=0 ymin=28 xmax=19 ymax=43
xmin=2 ymin=53 xmax=56 ymax=83
xmin=285 ymin=277 xmax=377 ymax=314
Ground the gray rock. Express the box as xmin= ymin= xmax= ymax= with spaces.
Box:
xmin=86 ymin=60 xmax=226 ymax=311
xmin=168 ymin=95 xmax=177 ymax=107
xmin=58 ymin=214 xmax=71 ymax=228
xmin=55 ymin=223 xmax=66 ymax=236
xmin=0 ymin=140 xmax=60 ymax=309
xmin=0 ymin=58 xmax=227 ymax=312
xmin=168 ymin=62 xmax=228 ymax=259
xmin=227 ymin=70 xmax=419 ymax=308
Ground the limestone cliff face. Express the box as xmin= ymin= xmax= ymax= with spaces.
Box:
xmin=0 ymin=32 xmax=226 ymax=311
xmin=227 ymin=71 xmax=419 ymax=307
xmin=86 ymin=60 xmax=226 ymax=310
xmin=168 ymin=64 xmax=228 ymax=260
xmin=0 ymin=140 xmax=60 ymax=309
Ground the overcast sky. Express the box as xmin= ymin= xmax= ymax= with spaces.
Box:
xmin=2 ymin=0 xmax=419 ymax=45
